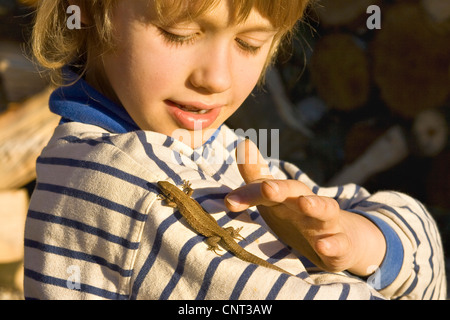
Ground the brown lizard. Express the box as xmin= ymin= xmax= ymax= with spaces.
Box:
xmin=157 ymin=180 xmax=292 ymax=276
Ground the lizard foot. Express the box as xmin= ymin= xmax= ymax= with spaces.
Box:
xmin=182 ymin=180 xmax=194 ymax=197
xmin=206 ymin=236 xmax=223 ymax=256
xmin=158 ymin=193 xmax=177 ymax=208
xmin=207 ymin=246 xmax=223 ymax=256
xmin=224 ymin=226 xmax=245 ymax=241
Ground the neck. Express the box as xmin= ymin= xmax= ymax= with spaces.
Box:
xmin=85 ymin=59 xmax=123 ymax=108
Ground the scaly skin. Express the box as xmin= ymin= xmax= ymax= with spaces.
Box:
xmin=157 ymin=180 xmax=291 ymax=275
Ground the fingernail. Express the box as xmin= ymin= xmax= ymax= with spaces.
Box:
xmin=303 ymin=195 xmax=319 ymax=206
xmin=226 ymin=194 xmax=242 ymax=207
xmin=264 ymin=180 xmax=279 ymax=193
xmin=317 ymin=239 xmax=331 ymax=253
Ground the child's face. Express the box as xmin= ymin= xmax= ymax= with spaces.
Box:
xmin=98 ymin=0 xmax=277 ymax=148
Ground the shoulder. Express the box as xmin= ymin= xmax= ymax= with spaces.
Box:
xmin=31 ymin=121 xmax=164 ymax=219
xmin=24 ymin=123 xmax=163 ymax=299
xmin=38 ymin=122 xmax=178 ymax=183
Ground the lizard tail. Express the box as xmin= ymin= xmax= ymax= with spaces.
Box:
xmin=222 ymin=238 xmax=292 ymax=276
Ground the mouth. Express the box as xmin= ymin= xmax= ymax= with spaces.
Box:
xmin=165 ymin=100 xmax=222 ymax=130
xmin=173 ymin=103 xmax=210 ymax=115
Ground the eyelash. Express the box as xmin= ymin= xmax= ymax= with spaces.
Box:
xmin=158 ymin=28 xmax=262 ymax=55
xmin=158 ymin=28 xmax=197 ymax=46
xmin=235 ymin=38 xmax=261 ymax=55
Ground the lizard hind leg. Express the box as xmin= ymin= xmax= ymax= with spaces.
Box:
xmin=224 ymin=226 xmax=245 ymax=241
xmin=206 ymin=236 xmax=223 ymax=256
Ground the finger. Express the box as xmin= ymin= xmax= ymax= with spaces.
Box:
xmin=225 ymin=182 xmax=275 ymax=211
xmin=297 ymin=195 xmax=340 ymax=222
xmin=230 ymin=139 xmax=316 ymax=212
xmin=225 ymin=179 xmax=314 ymax=212
xmin=315 ymin=233 xmax=349 ymax=257
xmin=236 ymin=139 xmax=273 ymax=183
xmin=260 ymin=179 xmax=315 ymax=207
xmin=315 ymin=233 xmax=352 ymax=271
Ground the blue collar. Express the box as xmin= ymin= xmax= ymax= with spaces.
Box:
xmin=49 ymin=69 xmax=222 ymax=145
xmin=49 ymin=70 xmax=140 ymax=134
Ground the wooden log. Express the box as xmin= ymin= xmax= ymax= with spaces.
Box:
xmin=421 ymin=0 xmax=450 ymax=34
xmin=410 ymin=109 xmax=448 ymax=157
xmin=0 ymin=189 xmax=28 ymax=264
xmin=328 ymin=125 xmax=409 ymax=186
xmin=265 ymin=67 xmax=313 ymax=137
xmin=0 ymin=88 xmax=59 ymax=189
xmin=371 ymin=3 xmax=450 ymax=118
xmin=309 ymin=33 xmax=370 ymax=111
xmin=343 ymin=120 xmax=386 ymax=164
xmin=330 ymin=107 xmax=447 ymax=186
xmin=426 ymin=150 xmax=450 ymax=210
xmin=0 ymin=74 xmax=7 ymax=112
xmin=314 ymin=0 xmax=382 ymax=29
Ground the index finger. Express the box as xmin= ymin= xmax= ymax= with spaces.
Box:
xmin=236 ymin=138 xmax=273 ymax=184
xmin=225 ymin=179 xmax=315 ymax=212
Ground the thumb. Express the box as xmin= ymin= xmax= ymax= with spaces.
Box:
xmin=236 ymin=139 xmax=273 ymax=184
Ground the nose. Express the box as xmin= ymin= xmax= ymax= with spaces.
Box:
xmin=188 ymin=42 xmax=232 ymax=94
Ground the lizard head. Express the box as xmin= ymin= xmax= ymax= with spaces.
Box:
xmin=157 ymin=181 xmax=172 ymax=195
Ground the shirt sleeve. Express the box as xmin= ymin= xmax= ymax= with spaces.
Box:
xmin=345 ymin=190 xmax=446 ymax=299
xmin=347 ymin=209 xmax=404 ymax=291
xmin=275 ymin=160 xmax=447 ymax=300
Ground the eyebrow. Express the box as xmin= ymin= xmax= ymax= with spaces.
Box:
xmin=173 ymin=11 xmax=277 ymax=34
xmin=237 ymin=25 xmax=278 ymax=34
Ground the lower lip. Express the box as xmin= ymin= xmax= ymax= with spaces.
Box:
xmin=166 ymin=100 xmax=221 ymax=131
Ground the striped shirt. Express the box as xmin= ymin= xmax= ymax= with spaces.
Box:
xmin=23 ymin=77 xmax=447 ymax=300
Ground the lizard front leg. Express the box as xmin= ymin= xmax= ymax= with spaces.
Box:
xmin=158 ymin=193 xmax=178 ymax=208
xmin=182 ymin=180 xmax=194 ymax=197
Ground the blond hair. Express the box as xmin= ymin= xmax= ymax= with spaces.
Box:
xmin=32 ymin=0 xmax=312 ymax=85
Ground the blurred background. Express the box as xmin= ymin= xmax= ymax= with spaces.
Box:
xmin=0 ymin=0 xmax=449 ymax=299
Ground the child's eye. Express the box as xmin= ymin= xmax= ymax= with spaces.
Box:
xmin=158 ymin=27 xmax=197 ymax=46
xmin=235 ymin=38 xmax=262 ymax=55
xmin=157 ymin=26 xmax=262 ymax=55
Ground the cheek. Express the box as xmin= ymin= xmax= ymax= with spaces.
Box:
xmin=103 ymin=36 xmax=182 ymax=108
xmin=233 ymin=46 xmax=271 ymax=100
xmin=232 ymin=59 xmax=265 ymax=103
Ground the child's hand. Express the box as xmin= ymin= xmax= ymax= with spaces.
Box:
xmin=225 ymin=140 xmax=386 ymax=276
